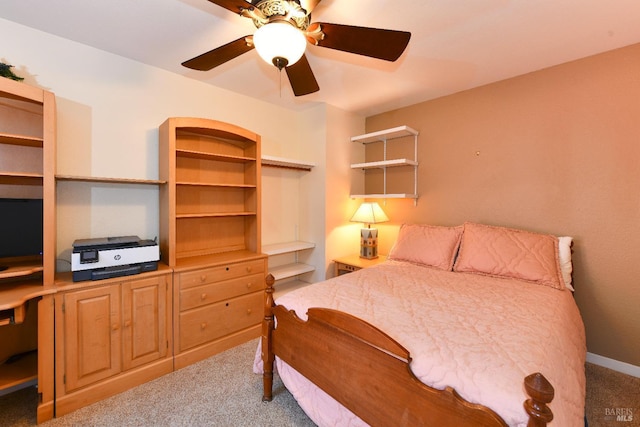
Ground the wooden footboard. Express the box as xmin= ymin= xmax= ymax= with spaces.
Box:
xmin=262 ymin=274 xmax=554 ymax=427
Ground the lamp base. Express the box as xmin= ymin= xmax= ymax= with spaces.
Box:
xmin=359 ymin=228 xmax=379 ymax=260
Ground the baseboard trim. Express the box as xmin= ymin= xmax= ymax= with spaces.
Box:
xmin=587 ymin=352 xmax=640 ymax=378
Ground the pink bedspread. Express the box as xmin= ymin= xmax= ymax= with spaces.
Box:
xmin=254 ymin=260 xmax=586 ymax=427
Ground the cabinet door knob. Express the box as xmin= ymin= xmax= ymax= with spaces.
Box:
xmin=124 ymin=320 xmax=131 ymax=328
xmin=112 ymin=323 xmax=120 ymax=331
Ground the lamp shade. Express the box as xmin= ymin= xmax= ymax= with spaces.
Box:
xmin=350 ymin=202 xmax=389 ymax=225
xmin=253 ymin=21 xmax=306 ymax=68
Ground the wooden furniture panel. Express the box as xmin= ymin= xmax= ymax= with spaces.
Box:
xmin=179 ymin=291 xmax=262 ymax=351
xmin=180 ymin=272 xmax=265 ymax=311
xmin=161 ymin=117 xmax=266 ymax=368
xmin=176 ymin=185 xmax=254 ymax=215
xmin=177 ymin=259 xmax=265 ymax=289
xmin=159 ymin=117 xmax=262 ymax=267
xmin=122 ymin=275 xmax=169 ymax=371
xmin=0 ymin=78 xmax=56 ymax=423
xmin=54 ymin=268 xmax=173 ymax=417
xmin=61 ymin=284 xmax=121 ymax=392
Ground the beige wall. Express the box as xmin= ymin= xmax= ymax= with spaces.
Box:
xmin=365 ymin=43 xmax=640 ymax=366
xmin=1 ymin=18 xmax=347 ymax=276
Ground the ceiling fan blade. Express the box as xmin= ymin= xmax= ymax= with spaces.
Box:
xmin=182 ymin=36 xmax=254 ymax=71
xmin=314 ymin=23 xmax=411 ymax=62
xmin=298 ymin=0 xmax=322 ymax=15
xmin=285 ymin=55 xmax=319 ymax=96
xmin=205 ymin=0 xmax=255 ymax=15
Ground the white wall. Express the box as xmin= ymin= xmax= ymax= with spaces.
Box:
xmin=1 ymin=18 xmax=360 ymax=271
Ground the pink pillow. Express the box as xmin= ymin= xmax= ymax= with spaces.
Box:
xmin=453 ymin=222 xmax=564 ymax=290
xmin=389 ymin=224 xmax=463 ymax=270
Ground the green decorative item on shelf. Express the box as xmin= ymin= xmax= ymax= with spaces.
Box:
xmin=0 ymin=62 xmax=24 ymax=81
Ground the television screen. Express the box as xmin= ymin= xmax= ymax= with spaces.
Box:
xmin=0 ymin=198 xmax=43 ymax=259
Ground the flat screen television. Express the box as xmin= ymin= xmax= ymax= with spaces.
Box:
xmin=0 ymin=198 xmax=43 ymax=260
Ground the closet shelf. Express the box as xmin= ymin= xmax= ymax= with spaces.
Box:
xmin=56 ymin=175 xmax=165 ymax=185
xmin=350 ymin=193 xmax=418 ymax=199
xmin=262 ymin=241 xmax=315 ymax=256
xmin=269 ymin=263 xmax=315 ymax=281
xmin=261 ymin=155 xmax=315 ymax=171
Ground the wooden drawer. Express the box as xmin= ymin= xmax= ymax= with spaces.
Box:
xmin=180 ymin=273 xmax=265 ymax=311
xmin=179 ymin=292 xmax=263 ymax=351
xmin=178 ymin=259 xmax=265 ymax=290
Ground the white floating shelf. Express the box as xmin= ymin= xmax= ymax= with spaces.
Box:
xmin=350 ymin=193 xmax=419 ymax=199
xmin=351 ymin=159 xmax=418 ymax=169
xmin=269 ymin=263 xmax=315 ymax=281
xmin=351 ymin=125 xmax=419 ymax=144
xmin=262 ymin=241 xmax=316 ymax=256
xmin=261 ymin=155 xmax=315 ymax=171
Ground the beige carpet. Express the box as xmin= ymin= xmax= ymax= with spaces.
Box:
xmin=1 ymin=340 xmax=638 ymax=426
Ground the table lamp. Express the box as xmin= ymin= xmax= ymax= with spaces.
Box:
xmin=350 ymin=202 xmax=389 ymax=259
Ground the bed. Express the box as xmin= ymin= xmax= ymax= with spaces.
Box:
xmin=255 ymin=222 xmax=586 ymax=426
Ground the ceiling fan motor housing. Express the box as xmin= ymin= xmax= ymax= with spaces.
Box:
xmin=252 ymin=0 xmax=310 ymax=30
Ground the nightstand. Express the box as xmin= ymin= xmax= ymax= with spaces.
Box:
xmin=333 ymin=254 xmax=387 ymax=276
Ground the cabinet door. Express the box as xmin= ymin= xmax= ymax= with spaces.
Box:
xmin=122 ymin=275 xmax=169 ymax=370
xmin=62 ymin=285 xmax=121 ymax=392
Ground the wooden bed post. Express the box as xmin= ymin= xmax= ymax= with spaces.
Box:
xmin=524 ymin=372 xmax=555 ymax=427
xmin=261 ymin=273 xmax=276 ymax=402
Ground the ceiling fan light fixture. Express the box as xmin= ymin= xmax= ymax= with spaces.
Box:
xmin=253 ymin=20 xmax=306 ymax=69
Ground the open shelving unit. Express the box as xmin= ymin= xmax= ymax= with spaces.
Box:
xmin=0 ymin=77 xmax=56 ymax=420
xmin=350 ymin=125 xmax=419 ymax=202
xmin=261 ymin=155 xmax=317 ymax=296
xmin=262 ymin=241 xmax=316 ymax=280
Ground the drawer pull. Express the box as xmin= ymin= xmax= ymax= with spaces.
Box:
xmin=200 ymin=322 xmax=207 ymax=330
xmin=246 ymin=266 xmax=252 ymax=273
xmin=247 ymin=308 xmax=252 ymax=315
xmin=200 ymin=293 xmax=207 ymax=301
xmin=124 ymin=320 xmax=131 ymax=328
xmin=112 ymin=323 xmax=120 ymax=331
xmin=246 ymin=282 xmax=252 ymax=289
xmin=200 ymin=275 xmax=206 ymax=282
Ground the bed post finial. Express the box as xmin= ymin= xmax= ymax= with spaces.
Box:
xmin=262 ymin=273 xmax=276 ymax=402
xmin=524 ymin=372 xmax=554 ymax=427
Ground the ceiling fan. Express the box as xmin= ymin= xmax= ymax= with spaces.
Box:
xmin=182 ymin=0 xmax=411 ymax=96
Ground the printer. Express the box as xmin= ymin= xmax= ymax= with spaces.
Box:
xmin=71 ymin=235 xmax=160 ymax=282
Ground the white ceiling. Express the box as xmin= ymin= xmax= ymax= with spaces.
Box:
xmin=1 ymin=0 xmax=639 ymax=117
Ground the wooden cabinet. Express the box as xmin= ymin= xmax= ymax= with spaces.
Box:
xmin=174 ymin=258 xmax=265 ymax=368
xmin=160 ymin=118 xmax=267 ymax=368
xmin=159 ymin=117 xmax=262 ymax=265
xmin=54 ymin=268 xmax=173 ymax=417
xmin=0 ymin=77 xmax=56 ymax=422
